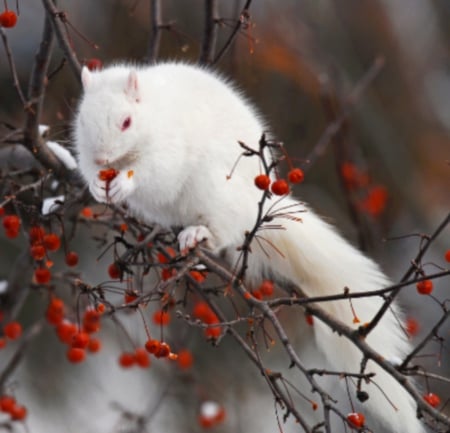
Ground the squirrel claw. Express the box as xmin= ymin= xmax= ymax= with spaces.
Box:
xmin=178 ymin=225 xmax=214 ymax=252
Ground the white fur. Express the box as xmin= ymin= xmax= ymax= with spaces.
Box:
xmin=74 ymin=63 xmax=425 ymax=433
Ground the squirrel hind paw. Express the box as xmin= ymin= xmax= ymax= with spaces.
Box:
xmin=178 ymin=225 xmax=214 ymax=253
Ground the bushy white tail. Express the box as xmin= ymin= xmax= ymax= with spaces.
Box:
xmin=228 ymin=196 xmax=425 ymax=433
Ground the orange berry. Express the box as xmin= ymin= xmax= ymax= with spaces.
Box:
xmin=416 ymin=279 xmax=433 ymax=295
xmin=347 ymin=412 xmax=365 ymax=429
xmin=65 ymin=251 xmax=79 ymax=267
xmin=43 ymin=233 xmax=61 ymax=252
xmin=204 ymin=320 xmax=221 ymax=339
xmin=0 ymin=10 xmax=18 ymax=28
xmin=108 ymin=262 xmax=122 ymax=280
xmin=288 ymin=168 xmax=304 ymax=184
xmin=134 ymin=347 xmax=151 ymax=368
xmin=56 ymin=320 xmax=77 ymax=344
xmin=71 ymin=331 xmax=90 ymax=349
xmin=305 ymin=314 xmax=314 ymax=326
xmin=119 ymin=352 xmax=135 ymax=368
xmin=271 ymin=179 xmax=290 ymax=195
xmin=161 ymin=267 xmax=176 ymax=281
xmin=254 ymin=174 xmax=271 ymax=190
xmin=445 ymin=250 xmax=450 ymax=263
xmin=10 ymin=404 xmax=27 ymax=421
xmin=96 ymin=303 xmax=106 ymax=314
xmin=251 ymin=290 xmax=263 ymax=300
xmin=4 ymin=321 xmax=22 ymax=340
xmin=98 ymin=168 xmax=118 ymax=182
xmin=80 ymin=207 xmax=93 ymax=218
xmin=423 ymin=392 xmax=441 ymax=408
xmin=83 ymin=308 xmax=101 ymax=334
xmin=177 ymin=349 xmax=193 ymax=370
xmin=193 ymin=301 xmax=215 ymax=323
xmin=67 ymin=347 xmax=86 ymax=363
xmin=30 ymin=244 xmax=46 ymax=260
xmin=154 ymin=342 xmax=171 ymax=358
xmin=34 ymin=267 xmax=51 ymax=284
xmin=145 ymin=339 xmax=160 ymax=354
xmin=406 ymin=317 xmax=419 ymax=336
xmin=360 ymin=185 xmax=388 ymax=216
xmin=87 ymin=338 xmax=101 ymax=353
xmin=0 ymin=395 xmax=16 ymax=413
xmin=124 ymin=291 xmax=138 ymax=304
xmin=29 ymin=226 xmax=45 ymax=244
xmin=152 ymin=310 xmax=171 ymax=326
xmin=190 ymin=270 xmax=206 ymax=283
xmin=85 ymin=58 xmax=102 ymax=71
xmin=259 ymin=280 xmax=274 ymax=297
xmin=3 ymin=215 xmax=21 ymax=239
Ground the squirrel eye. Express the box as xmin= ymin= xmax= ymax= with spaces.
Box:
xmin=121 ymin=116 xmax=132 ymax=131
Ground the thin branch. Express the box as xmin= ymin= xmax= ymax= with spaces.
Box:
xmin=199 ymin=0 xmax=219 ymax=65
xmin=41 ymin=0 xmax=82 ymax=81
xmin=305 ymin=56 xmax=385 ymax=172
xmin=0 ymin=27 xmax=27 ymax=106
xmin=147 ymin=0 xmax=163 ymax=62
xmin=212 ymin=0 xmax=253 ymax=64
xmin=363 ymin=212 xmax=450 ymax=337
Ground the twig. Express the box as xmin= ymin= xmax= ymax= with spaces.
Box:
xmin=305 ymin=56 xmax=385 ymax=171
xmin=41 ymin=0 xmax=82 ymax=80
xmin=199 ymin=0 xmax=219 ymax=65
xmin=147 ymin=0 xmax=162 ymax=62
xmin=363 ymin=212 xmax=450 ymax=337
xmin=213 ymin=0 xmax=253 ymax=64
xmin=0 ymin=27 xmax=27 ymax=106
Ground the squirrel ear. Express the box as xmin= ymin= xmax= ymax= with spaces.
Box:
xmin=125 ymin=70 xmax=140 ymax=102
xmin=81 ymin=66 xmax=92 ymax=89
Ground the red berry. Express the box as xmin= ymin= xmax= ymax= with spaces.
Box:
xmin=416 ymin=279 xmax=433 ymax=295
xmin=108 ymin=262 xmax=122 ymax=280
xmin=445 ymin=250 xmax=450 ymax=263
xmin=0 ymin=10 xmax=18 ymax=28
xmin=56 ymin=320 xmax=77 ymax=344
xmin=65 ymin=251 xmax=79 ymax=267
xmin=288 ymin=168 xmax=304 ymax=184
xmin=119 ymin=352 xmax=135 ymax=368
xmin=29 ymin=226 xmax=45 ymax=244
xmin=154 ymin=342 xmax=171 ymax=358
xmin=87 ymin=338 xmax=101 ymax=353
xmin=423 ymin=392 xmax=441 ymax=408
xmin=71 ymin=332 xmax=90 ymax=349
xmin=271 ymin=179 xmax=290 ymax=195
xmin=0 ymin=338 xmax=6 ymax=349
xmin=204 ymin=322 xmax=221 ymax=339
xmin=177 ymin=349 xmax=193 ymax=370
xmin=0 ymin=395 xmax=16 ymax=413
xmin=347 ymin=412 xmax=365 ymax=429
xmin=10 ymin=404 xmax=27 ymax=421
xmin=98 ymin=168 xmax=118 ymax=182
xmin=251 ymin=289 xmax=263 ymax=300
xmin=259 ymin=280 xmax=274 ymax=297
xmin=153 ymin=310 xmax=171 ymax=326
xmin=34 ymin=267 xmax=51 ymax=284
xmin=254 ymin=174 xmax=271 ymax=190
xmin=0 ymin=207 xmax=4 ymax=217
xmin=3 ymin=215 xmax=20 ymax=230
xmin=80 ymin=207 xmax=93 ymax=218
xmin=305 ymin=314 xmax=314 ymax=326
xmin=43 ymin=233 xmax=61 ymax=252
xmin=66 ymin=347 xmax=86 ymax=363
xmin=3 ymin=321 xmax=22 ymax=340
xmin=134 ymin=347 xmax=151 ymax=368
xmin=124 ymin=291 xmax=138 ymax=304
xmin=406 ymin=317 xmax=419 ymax=336
xmin=85 ymin=58 xmax=102 ymax=71
xmin=30 ymin=244 xmax=46 ymax=260
xmin=145 ymin=339 xmax=160 ymax=354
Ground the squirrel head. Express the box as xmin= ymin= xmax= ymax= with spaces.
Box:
xmin=75 ymin=66 xmax=143 ymax=170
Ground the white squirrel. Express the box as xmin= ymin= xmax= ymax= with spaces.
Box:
xmin=74 ymin=63 xmax=426 ymax=433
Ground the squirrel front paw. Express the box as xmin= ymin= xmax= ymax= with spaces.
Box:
xmin=178 ymin=225 xmax=214 ymax=253
xmin=89 ymin=170 xmax=135 ymax=204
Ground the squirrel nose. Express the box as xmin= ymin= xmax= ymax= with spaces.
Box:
xmin=94 ymin=158 xmax=108 ymax=166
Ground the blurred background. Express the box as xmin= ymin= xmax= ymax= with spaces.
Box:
xmin=0 ymin=1 xmax=449 ymax=432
